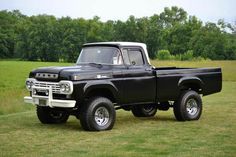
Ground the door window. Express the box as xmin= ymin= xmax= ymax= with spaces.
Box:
xmin=122 ymin=49 xmax=144 ymax=66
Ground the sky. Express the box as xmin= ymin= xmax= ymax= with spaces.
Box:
xmin=0 ymin=0 xmax=235 ymax=24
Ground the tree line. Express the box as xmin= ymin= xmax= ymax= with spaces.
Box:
xmin=0 ymin=6 xmax=235 ymax=62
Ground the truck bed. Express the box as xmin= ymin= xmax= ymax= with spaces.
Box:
xmin=154 ymin=67 xmax=222 ymax=101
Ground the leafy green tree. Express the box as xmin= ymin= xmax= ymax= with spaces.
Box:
xmin=0 ymin=10 xmax=25 ymax=58
xmin=0 ymin=8 xmax=235 ymax=61
xmin=113 ymin=20 xmax=127 ymax=41
xmin=159 ymin=6 xmax=187 ymax=28
xmin=57 ymin=17 xmax=85 ymax=62
xmin=146 ymin=14 xmax=165 ymax=58
xmin=189 ymin=22 xmax=226 ymax=59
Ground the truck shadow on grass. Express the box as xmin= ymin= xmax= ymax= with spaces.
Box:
xmin=26 ymin=114 xmax=176 ymax=132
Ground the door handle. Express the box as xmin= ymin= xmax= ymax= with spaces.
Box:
xmin=145 ymin=68 xmax=152 ymax=71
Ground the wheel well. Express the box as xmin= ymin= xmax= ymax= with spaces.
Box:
xmin=181 ymin=83 xmax=202 ymax=93
xmin=86 ymin=88 xmax=116 ymax=103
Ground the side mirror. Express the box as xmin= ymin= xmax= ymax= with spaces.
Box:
xmin=131 ymin=61 xmax=136 ymax=65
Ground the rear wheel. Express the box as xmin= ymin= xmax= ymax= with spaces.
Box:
xmin=131 ymin=104 xmax=157 ymax=117
xmin=79 ymin=97 xmax=116 ymax=131
xmin=36 ymin=106 xmax=69 ymax=124
xmin=173 ymin=90 xmax=202 ymax=121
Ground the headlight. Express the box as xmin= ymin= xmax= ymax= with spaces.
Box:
xmin=25 ymin=78 xmax=36 ymax=91
xmin=59 ymin=81 xmax=73 ymax=94
xmin=73 ymin=75 xmax=80 ymax=80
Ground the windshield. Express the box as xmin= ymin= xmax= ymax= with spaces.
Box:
xmin=76 ymin=46 xmax=123 ymax=65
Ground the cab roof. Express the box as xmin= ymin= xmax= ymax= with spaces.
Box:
xmin=83 ymin=42 xmax=151 ymax=64
xmin=83 ymin=42 xmax=146 ymax=47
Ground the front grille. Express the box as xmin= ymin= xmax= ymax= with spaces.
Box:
xmin=34 ymin=81 xmax=60 ymax=94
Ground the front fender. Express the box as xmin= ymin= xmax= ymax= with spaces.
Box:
xmin=83 ymin=80 xmax=119 ymax=100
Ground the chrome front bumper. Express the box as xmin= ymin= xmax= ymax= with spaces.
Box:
xmin=24 ymin=86 xmax=76 ymax=108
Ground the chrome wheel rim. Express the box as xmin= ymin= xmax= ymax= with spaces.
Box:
xmin=186 ymin=98 xmax=198 ymax=116
xmin=94 ymin=107 xmax=109 ymax=126
xmin=143 ymin=105 xmax=154 ymax=112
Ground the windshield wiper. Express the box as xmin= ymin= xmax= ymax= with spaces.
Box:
xmin=88 ymin=62 xmax=103 ymax=68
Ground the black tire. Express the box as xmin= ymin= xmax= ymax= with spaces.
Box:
xmin=79 ymin=97 xmax=116 ymax=131
xmin=36 ymin=106 xmax=69 ymax=124
xmin=173 ymin=90 xmax=202 ymax=121
xmin=131 ymin=104 xmax=157 ymax=117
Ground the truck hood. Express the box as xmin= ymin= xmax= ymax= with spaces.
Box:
xmin=30 ymin=64 xmax=113 ymax=81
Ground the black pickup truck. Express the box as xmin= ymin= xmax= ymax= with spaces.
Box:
xmin=24 ymin=42 xmax=222 ymax=131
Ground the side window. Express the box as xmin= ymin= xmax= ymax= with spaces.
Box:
xmin=122 ymin=49 xmax=144 ymax=66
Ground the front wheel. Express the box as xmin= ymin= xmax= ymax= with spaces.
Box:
xmin=173 ymin=90 xmax=202 ymax=121
xmin=79 ymin=97 xmax=116 ymax=131
xmin=36 ymin=106 xmax=69 ymax=124
xmin=131 ymin=104 xmax=157 ymax=117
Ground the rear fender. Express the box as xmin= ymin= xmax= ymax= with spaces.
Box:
xmin=178 ymin=77 xmax=204 ymax=91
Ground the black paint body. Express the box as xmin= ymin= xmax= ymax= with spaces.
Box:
xmin=29 ymin=43 xmax=222 ymax=108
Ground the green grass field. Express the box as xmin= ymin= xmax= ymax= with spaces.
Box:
xmin=0 ymin=60 xmax=236 ymax=156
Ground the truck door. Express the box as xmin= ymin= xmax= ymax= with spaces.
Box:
xmin=121 ymin=47 xmax=156 ymax=104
